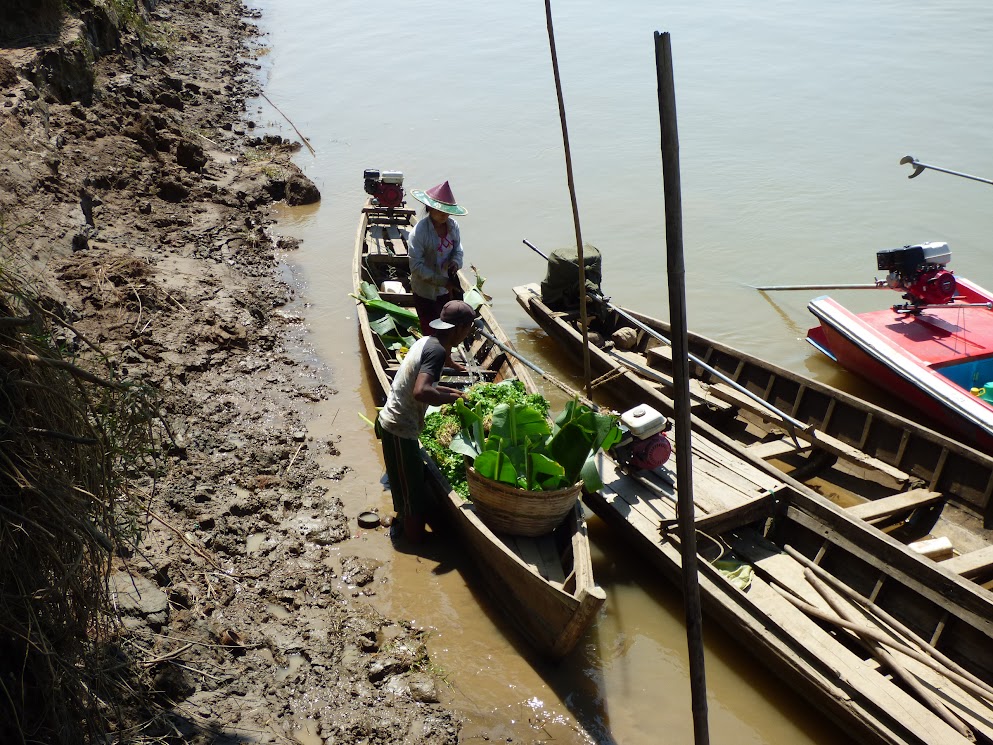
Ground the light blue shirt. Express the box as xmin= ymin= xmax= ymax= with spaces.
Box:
xmin=408 ymin=215 xmax=464 ymax=299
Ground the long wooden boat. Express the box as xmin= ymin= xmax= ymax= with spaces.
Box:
xmin=589 ymin=452 xmax=993 ymax=745
xmin=353 ymin=200 xmax=604 ymax=659
xmin=805 ymin=243 xmax=993 ymax=453
xmin=514 ymin=282 xmax=993 ymax=567
xmin=513 ymin=287 xmax=993 ymax=743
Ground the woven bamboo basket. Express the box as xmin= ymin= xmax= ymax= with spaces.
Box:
xmin=466 ymin=465 xmax=582 ymax=537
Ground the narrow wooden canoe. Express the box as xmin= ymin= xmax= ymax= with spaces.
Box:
xmin=354 ymin=204 xmax=604 ymax=658
xmin=511 ymin=288 xmax=993 ymax=742
xmin=514 ymin=282 xmax=993 ymax=567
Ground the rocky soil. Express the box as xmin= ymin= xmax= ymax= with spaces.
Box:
xmin=0 ymin=1 xmax=461 ymax=742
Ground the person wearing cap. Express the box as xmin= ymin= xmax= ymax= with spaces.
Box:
xmin=408 ymin=180 xmax=467 ymax=335
xmin=376 ymin=300 xmax=476 ymax=543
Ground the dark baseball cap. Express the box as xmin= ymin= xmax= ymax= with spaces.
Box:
xmin=429 ymin=300 xmax=476 ymax=330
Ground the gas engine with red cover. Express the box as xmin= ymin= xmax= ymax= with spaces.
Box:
xmin=611 ymin=403 xmax=673 ymax=471
xmin=363 ymin=169 xmax=405 ymax=209
xmin=877 ymin=241 xmax=956 ymax=312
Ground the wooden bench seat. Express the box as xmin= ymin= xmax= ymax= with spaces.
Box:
xmin=940 ymin=545 xmax=993 ymax=579
xmin=845 ymin=489 xmax=945 ymax=522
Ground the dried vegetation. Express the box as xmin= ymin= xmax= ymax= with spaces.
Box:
xmin=0 ymin=247 xmax=162 ymax=743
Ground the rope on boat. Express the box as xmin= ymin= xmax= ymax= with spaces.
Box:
xmin=590 ymin=367 xmax=627 ymax=389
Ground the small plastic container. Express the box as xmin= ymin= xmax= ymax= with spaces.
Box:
xmin=982 ymin=383 xmax=993 ymax=403
xmin=380 ymin=280 xmax=405 ymax=294
xmin=620 ymin=404 xmax=668 ymax=438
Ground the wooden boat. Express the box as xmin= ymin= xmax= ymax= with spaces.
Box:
xmin=589 ymin=451 xmax=993 ymax=745
xmin=353 ymin=197 xmax=604 ymax=659
xmin=805 ymin=242 xmax=993 ymax=454
xmin=514 ymin=282 xmax=993 ymax=564
xmin=513 ymin=288 xmax=993 ymax=743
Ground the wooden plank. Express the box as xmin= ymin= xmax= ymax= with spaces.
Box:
xmin=692 ymin=489 xmax=784 ymax=536
xmin=747 ymin=437 xmax=807 ymax=460
xmin=941 ymin=545 xmax=993 ymax=579
xmin=645 ymin=343 xmax=673 ymax=366
xmin=598 ymin=482 xmax=667 ymax=540
xmin=598 ymin=459 xmax=674 ymax=534
xmin=845 ymin=489 xmax=945 ymax=522
xmin=509 ymin=535 xmax=563 ymax=586
xmin=533 ymin=534 xmax=567 ymax=586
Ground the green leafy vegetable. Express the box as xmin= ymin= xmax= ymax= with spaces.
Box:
xmin=421 ymin=380 xmax=547 ymax=499
xmin=446 ymin=385 xmax=621 ymax=493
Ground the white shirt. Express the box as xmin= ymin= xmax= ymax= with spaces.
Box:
xmin=378 ymin=336 xmax=447 ymax=440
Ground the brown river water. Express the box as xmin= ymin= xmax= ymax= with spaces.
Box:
xmin=249 ymin=0 xmax=993 ymax=741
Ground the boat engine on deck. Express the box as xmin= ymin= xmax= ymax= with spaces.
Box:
xmin=877 ymin=241 xmax=956 ymax=310
xmin=611 ymin=404 xmax=673 ymax=471
xmin=363 ymin=169 xmax=405 ymax=208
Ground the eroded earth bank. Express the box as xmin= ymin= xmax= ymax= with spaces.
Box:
xmin=0 ymin=0 xmax=463 ymax=742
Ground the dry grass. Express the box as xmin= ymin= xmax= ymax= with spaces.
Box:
xmin=0 ymin=258 xmax=162 ymax=743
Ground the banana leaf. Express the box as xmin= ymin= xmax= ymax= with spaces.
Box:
xmin=369 ymin=312 xmax=416 ymax=350
xmin=474 ymin=445 xmax=519 ymax=486
xmin=352 ymin=281 xmax=419 ymax=327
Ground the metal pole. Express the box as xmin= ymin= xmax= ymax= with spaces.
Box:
xmin=900 ymin=155 xmax=993 ymax=185
xmin=656 ymin=30 xmax=710 ymax=745
xmin=544 ymin=0 xmax=593 ymax=402
xmin=752 ymin=283 xmax=885 ymax=292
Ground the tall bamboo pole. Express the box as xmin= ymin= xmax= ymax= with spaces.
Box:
xmin=544 ymin=0 xmax=593 ymax=400
xmin=655 ymin=30 xmax=710 ymax=745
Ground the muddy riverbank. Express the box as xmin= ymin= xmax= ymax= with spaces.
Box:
xmin=0 ymin=1 xmax=469 ymax=741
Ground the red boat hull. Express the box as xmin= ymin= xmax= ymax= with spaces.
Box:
xmin=807 ymin=279 xmax=993 ymax=453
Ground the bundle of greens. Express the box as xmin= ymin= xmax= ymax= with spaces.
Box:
xmin=422 ymin=379 xmax=621 ymax=497
xmin=421 ymin=380 xmax=548 ymax=498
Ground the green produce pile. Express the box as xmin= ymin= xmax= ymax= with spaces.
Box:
xmin=421 ymin=380 xmax=548 ymax=498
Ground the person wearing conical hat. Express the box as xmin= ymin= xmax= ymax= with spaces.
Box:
xmin=408 ymin=180 xmax=468 ymax=340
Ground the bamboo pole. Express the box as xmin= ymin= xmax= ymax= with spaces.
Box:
xmin=656 ymin=30 xmax=709 ymax=745
xmin=772 ymin=584 xmax=993 ymax=712
xmin=803 ymin=570 xmax=972 ymax=737
xmin=784 ymin=545 xmax=993 ymax=701
xmin=543 ymin=0 xmax=593 ymax=401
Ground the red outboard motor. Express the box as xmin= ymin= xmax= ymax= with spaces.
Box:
xmin=611 ymin=404 xmax=673 ymax=471
xmin=363 ymin=169 xmax=405 ymax=208
xmin=906 ymin=266 xmax=956 ymax=305
xmin=876 ymin=241 xmax=956 ymax=312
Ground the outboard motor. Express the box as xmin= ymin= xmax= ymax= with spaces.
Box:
xmin=363 ymin=168 xmax=405 ymax=208
xmin=877 ymin=242 xmax=956 ymax=312
xmin=611 ymin=404 xmax=673 ymax=471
